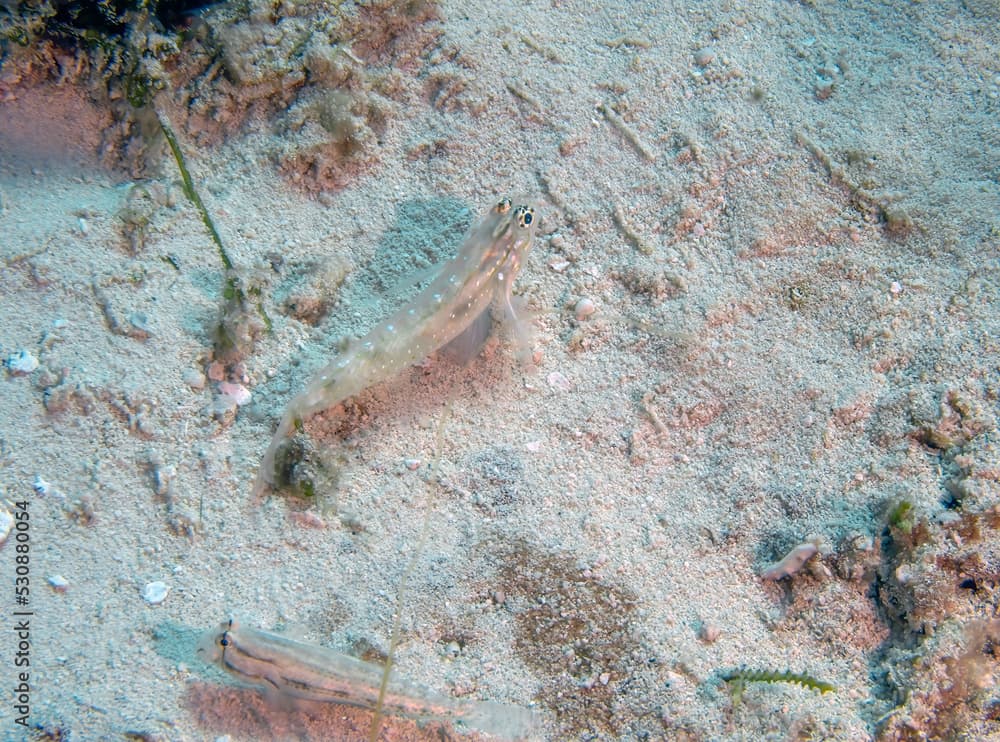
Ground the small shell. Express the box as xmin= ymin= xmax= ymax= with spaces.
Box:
xmin=5 ymin=349 xmax=39 ymax=375
xmin=574 ymin=298 xmax=597 ymax=320
xmin=141 ymin=581 xmax=170 ymax=605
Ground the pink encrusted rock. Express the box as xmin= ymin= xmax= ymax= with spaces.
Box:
xmin=218 ymin=381 xmax=252 ymax=406
xmin=761 ymin=541 xmax=819 ymax=581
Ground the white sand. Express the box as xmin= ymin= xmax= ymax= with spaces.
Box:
xmin=1 ymin=0 xmax=998 ymax=740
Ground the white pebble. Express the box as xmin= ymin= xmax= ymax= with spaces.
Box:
xmin=5 ymin=349 xmax=39 ymax=375
xmin=0 ymin=506 xmax=12 ymax=546
xmin=404 ymin=458 xmax=422 ymax=471
xmin=141 ymin=580 xmax=170 ymax=605
xmin=48 ymin=575 xmax=69 ymax=592
xmin=574 ymin=298 xmax=597 ymax=320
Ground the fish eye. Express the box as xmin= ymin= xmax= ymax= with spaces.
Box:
xmin=219 ymin=635 xmax=230 ymax=647
xmin=496 ymin=198 xmax=512 ymax=214
xmin=514 ymin=206 xmax=534 ymax=228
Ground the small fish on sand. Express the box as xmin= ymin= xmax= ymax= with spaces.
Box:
xmin=253 ymin=196 xmax=541 ymax=497
xmin=197 ymin=617 xmax=540 ymax=740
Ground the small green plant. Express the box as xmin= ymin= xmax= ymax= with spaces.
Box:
xmin=722 ymin=668 xmax=835 ymax=708
xmin=887 ymin=499 xmax=915 ymax=533
xmin=158 ymin=112 xmax=232 ymax=271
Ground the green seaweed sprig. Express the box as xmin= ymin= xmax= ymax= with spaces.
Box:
xmin=158 ymin=110 xmax=271 ymax=364
xmin=722 ymin=668 xmax=835 ymax=708
xmin=158 ymin=112 xmax=232 ymax=271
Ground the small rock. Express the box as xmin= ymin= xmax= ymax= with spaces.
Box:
xmin=5 ymin=349 xmax=39 ymax=375
xmin=218 ymin=381 xmax=251 ymax=406
xmin=699 ymin=623 xmax=721 ymax=643
xmin=814 ymin=75 xmax=834 ymax=100
xmin=182 ymin=368 xmax=206 ymax=391
xmin=404 ymin=457 xmax=421 ymax=471
xmin=33 ymin=475 xmax=50 ymax=495
xmin=47 ymin=575 xmax=69 ymax=592
xmin=126 ymin=312 xmax=151 ymax=338
xmin=152 ymin=463 xmax=176 ymax=497
xmin=694 ymin=47 xmax=716 ymax=67
xmin=207 ymin=361 xmax=226 ymax=382
xmin=208 ymin=395 xmax=238 ymax=423
xmin=761 ymin=541 xmax=819 ymax=580
xmin=141 ymin=581 xmax=170 ymax=605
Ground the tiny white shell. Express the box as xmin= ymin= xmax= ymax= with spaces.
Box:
xmin=6 ymin=349 xmax=39 ymax=375
xmin=574 ymin=298 xmax=597 ymax=320
xmin=141 ymin=581 xmax=170 ymax=605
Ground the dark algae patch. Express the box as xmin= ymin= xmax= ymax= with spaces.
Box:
xmin=492 ymin=538 xmax=639 ymax=737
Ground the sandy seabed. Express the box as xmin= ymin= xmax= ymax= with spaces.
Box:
xmin=1 ymin=0 xmax=999 ymax=740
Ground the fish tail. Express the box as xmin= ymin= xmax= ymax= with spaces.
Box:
xmin=251 ymin=413 xmax=296 ymax=501
xmin=455 ymin=699 xmax=542 ymax=741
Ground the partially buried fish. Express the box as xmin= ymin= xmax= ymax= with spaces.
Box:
xmin=197 ymin=617 xmax=540 ymax=740
xmin=253 ymin=196 xmax=540 ymax=497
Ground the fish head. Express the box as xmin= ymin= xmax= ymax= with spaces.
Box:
xmin=491 ymin=196 xmax=540 ymax=287
xmin=196 ymin=616 xmax=239 ymax=665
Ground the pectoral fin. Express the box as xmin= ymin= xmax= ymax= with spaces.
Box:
xmin=440 ymin=307 xmax=493 ymax=366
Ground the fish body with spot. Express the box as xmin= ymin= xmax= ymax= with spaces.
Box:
xmin=254 ymin=197 xmax=540 ymax=496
